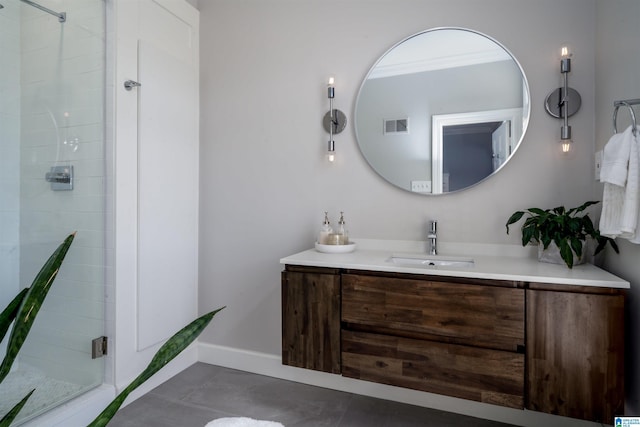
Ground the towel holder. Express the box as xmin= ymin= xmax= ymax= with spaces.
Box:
xmin=613 ymin=98 xmax=639 ymax=136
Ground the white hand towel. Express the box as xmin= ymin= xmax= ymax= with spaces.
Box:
xmin=600 ymin=125 xmax=640 ymax=241
xmin=600 ymin=127 xmax=630 ymax=237
xmin=600 ymin=182 xmax=625 ymax=237
xmin=620 ymin=128 xmax=640 ymax=238
xmin=600 ymin=127 xmax=632 ymax=186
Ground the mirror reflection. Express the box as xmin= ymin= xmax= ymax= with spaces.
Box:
xmin=355 ymin=27 xmax=530 ymax=194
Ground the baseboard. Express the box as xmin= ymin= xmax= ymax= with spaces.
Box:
xmin=197 ymin=342 xmax=600 ymax=427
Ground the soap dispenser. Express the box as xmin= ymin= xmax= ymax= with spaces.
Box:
xmin=318 ymin=211 xmax=333 ymax=244
xmin=337 ymin=211 xmax=349 ymax=244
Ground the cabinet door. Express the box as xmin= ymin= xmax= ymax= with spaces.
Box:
xmin=342 ymin=330 xmax=524 ymax=408
xmin=526 ymin=288 xmax=624 ymax=422
xmin=281 ymin=268 xmax=341 ymax=373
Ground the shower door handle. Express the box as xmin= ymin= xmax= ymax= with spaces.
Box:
xmin=124 ymin=80 xmax=141 ymax=91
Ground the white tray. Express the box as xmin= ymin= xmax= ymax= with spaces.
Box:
xmin=315 ymin=242 xmax=357 ymax=254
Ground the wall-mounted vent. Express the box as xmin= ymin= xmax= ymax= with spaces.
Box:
xmin=384 ymin=118 xmax=409 ymax=135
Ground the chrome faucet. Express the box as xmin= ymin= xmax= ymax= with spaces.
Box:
xmin=428 ymin=220 xmax=437 ymax=255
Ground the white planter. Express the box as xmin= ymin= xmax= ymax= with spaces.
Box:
xmin=538 ymin=241 xmax=586 ymax=267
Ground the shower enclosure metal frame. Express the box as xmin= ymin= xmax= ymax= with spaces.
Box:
xmin=19 ymin=0 xmax=66 ymax=22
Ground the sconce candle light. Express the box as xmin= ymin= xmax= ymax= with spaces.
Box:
xmin=323 ymin=77 xmax=347 ymax=162
xmin=545 ymin=45 xmax=581 ymax=153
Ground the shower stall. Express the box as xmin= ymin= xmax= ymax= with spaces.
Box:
xmin=0 ymin=0 xmax=107 ymax=424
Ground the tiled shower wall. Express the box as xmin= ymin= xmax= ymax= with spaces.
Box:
xmin=18 ymin=0 xmax=106 ymax=386
xmin=0 ymin=1 xmax=21 ymax=317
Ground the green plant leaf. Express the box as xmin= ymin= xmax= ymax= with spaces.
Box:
xmin=609 ymin=238 xmax=620 ymax=253
xmin=568 ymin=200 xmax=599 ymax=215
xmin=0 ymin=233 xmax=75 ymax=383
xmin=87 ymin=307 xmax=225 ymax=427
xmin=595 ymin=236 xmax=619 ymax=255
xmin=505 ymin=211 xmax=525 ymax=234
xmin=558 ymin=239 xmax=574 ymax=268
xmin=0 ymin=288 xmax=28 ymax=344
xmin=569 ymin=236 xmax=583 ymax=260
xmin=0 ymin=389 xmax=34 ymax=427
xmin=567 ymin=217 xmax=582 ymax=235
xmin=583 ymin=215 xmax=596 ymax=235
xmin=522 ymin=224 xmax=536 ymax=246
xmin=527 ymin=208 xmax=548 ymax=216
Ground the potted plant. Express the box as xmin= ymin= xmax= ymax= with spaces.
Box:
xmin=505 ymin=201 xmax=619 ymax=268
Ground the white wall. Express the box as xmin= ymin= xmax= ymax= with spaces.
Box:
xmin=198 ymin=0 xmax=607 ymax=423
xmin=595 ymin=0 xmax=640 ymax=415
xmin=199 ymin=0 xmax=596 ymax=362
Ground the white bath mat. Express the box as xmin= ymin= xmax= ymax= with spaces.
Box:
xmin=205 ymin=417 xmax=284 ymax=427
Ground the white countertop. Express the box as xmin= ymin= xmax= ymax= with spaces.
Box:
xmin=280 ymin=239 xmax=630 ymax=289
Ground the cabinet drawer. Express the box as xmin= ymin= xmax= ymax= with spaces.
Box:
xmin=342 ymin=273 xmax=524 ymax=352
xmin=342 ymin=330 xmax=524 ymax=408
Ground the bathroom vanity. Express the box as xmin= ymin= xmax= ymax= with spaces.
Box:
xmin=280 ymin=244 xmax=628 ymax=423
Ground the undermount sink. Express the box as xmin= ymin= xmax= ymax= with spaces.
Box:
xmin=387 ymin=254 xmax=475 ymax=268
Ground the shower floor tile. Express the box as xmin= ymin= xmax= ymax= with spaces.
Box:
xmin=0 ymin=364 xmax=86 ymax=424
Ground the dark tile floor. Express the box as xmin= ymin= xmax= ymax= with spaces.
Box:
xmin=109 ymin=363 xmax=517 ymax=427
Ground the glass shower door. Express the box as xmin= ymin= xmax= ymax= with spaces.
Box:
xmin=0 ymin=0 xmax=106 ymax=424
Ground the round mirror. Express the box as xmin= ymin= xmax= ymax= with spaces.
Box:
xmin=355 ymin=27 xmax=530 ymax=194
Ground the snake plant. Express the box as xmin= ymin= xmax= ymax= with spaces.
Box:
xmin=0 ymin=232 xmax=224 ymax=426
xmin=87 ymin=307 xmax=225 ymax=427
xmin=0 ymin=232 xmax=75 ymax=426
xmin=0 ymin=289 xmax=28 ymax=345
xmin=0 ymin=390 xmax=34 ymax=426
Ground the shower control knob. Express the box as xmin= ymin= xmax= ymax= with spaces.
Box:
xmin=124 ymin=80 xmax=141 ymax=91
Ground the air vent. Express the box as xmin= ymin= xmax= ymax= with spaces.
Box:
xmin=384 ymin=118 xmax=409 ymax=135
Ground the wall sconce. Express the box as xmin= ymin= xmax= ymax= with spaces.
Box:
xmin=544 ymin=46 xmax=582 ymax=153
xmin=322 ymin=77 xmax=347 ymax=162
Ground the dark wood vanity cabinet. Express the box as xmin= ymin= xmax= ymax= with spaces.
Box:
xmin=281 ymin=266 xmax=625 ymax=422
